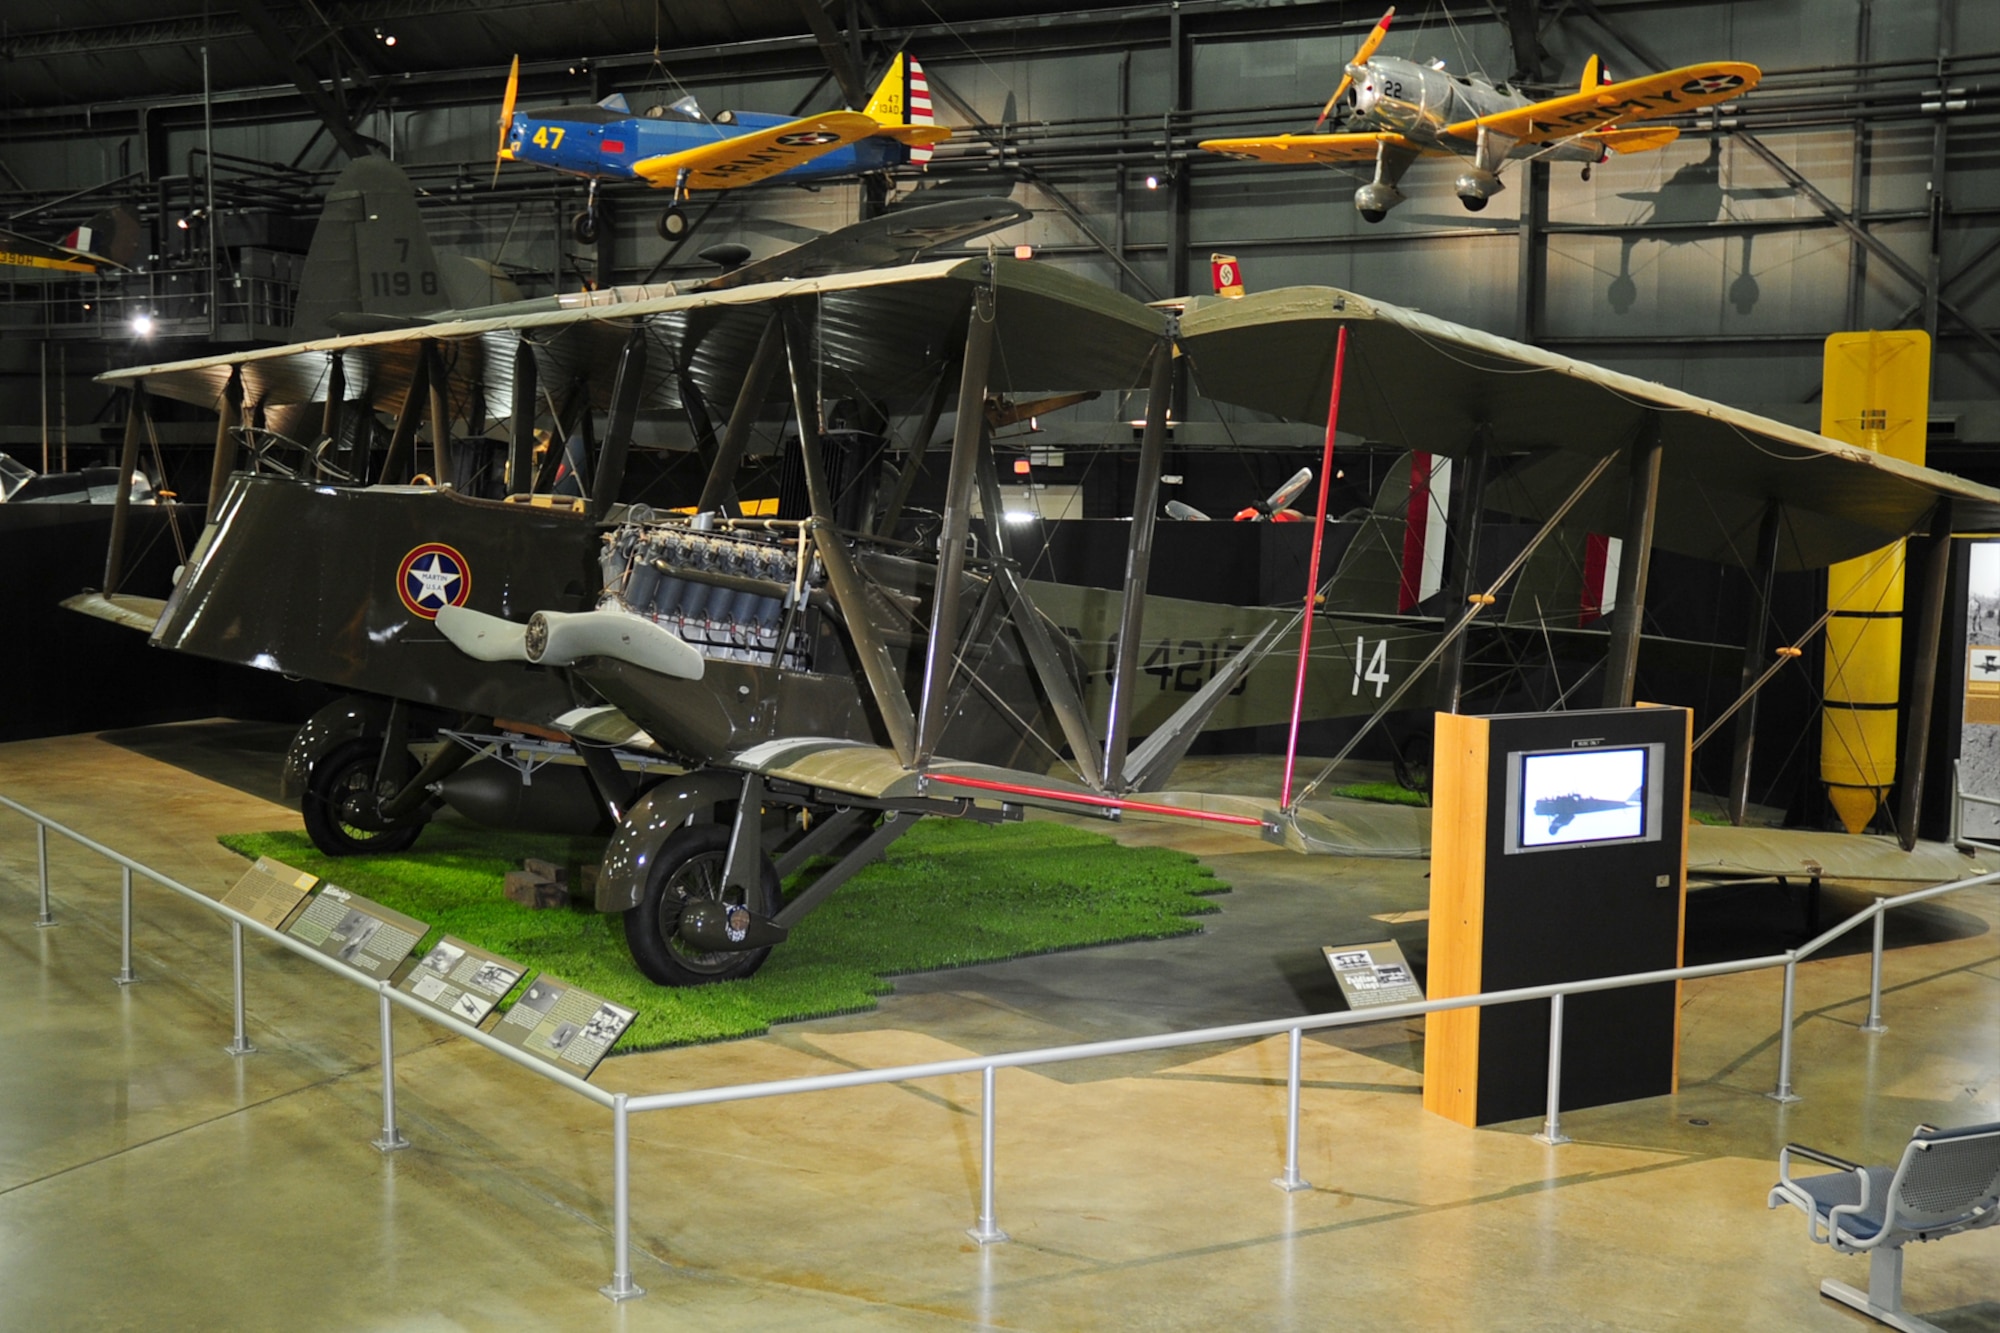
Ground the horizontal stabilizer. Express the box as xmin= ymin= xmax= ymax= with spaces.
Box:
xmin=60 ymin=591 xmax=167 ymax=633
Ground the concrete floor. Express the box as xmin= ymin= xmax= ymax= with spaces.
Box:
xmin=1 ymin=720 xmax=1996 ymax=1331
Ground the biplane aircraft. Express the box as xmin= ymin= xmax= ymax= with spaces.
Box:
xmin=496 ymin=51 xmax=950 ymax=244
xmin=1198 ymin=8 xmax=1760 ymax=222
xmin=76 ymin=257 xmax=2000 ymax=986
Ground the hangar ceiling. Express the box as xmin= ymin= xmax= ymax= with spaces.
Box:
xmin=2 ymin=0 xmax=1998 ymax=462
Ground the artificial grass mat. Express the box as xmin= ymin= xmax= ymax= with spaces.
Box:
xmin=1331 ymin=781 xmax=1430 ymax=808
xmin=219 ymin=818 xmax=1226 ymax=1052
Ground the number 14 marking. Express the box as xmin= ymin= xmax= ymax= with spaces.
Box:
xmin=1351 ymin=636 xmax=1390 ymax=697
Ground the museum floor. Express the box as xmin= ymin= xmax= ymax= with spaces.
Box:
xmin=0 ymin=721 xmax=1995 ymax=1331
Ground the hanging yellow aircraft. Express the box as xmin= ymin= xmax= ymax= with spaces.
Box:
xmin=1199 ymin=8 xmax=1760 ymax=222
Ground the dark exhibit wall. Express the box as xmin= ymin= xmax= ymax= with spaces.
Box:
xmin=3 ymin=506 xmax=330 ymax=742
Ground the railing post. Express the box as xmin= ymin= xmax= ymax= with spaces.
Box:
xmin=1273 ymin=1027 xmax=1312 ymax=1191
xmin=600 ymin=1094 xmax=645 ymax=1301
xmin=1534 ymin=994 xmax=1571 ymax=1145
xmin=34 ymin=823 xmax=56 ymax=928
xmin=967 ymin=1065 xmax=1009 ymax=1244
xmin=372 ymin=985 xmax=410 ymax=1152
xmin=1768 ymin=957 xmax=1802 ymax=1103
xmin=224 ymin=921 xmax=257 ymax=1056
xmin=1861 ymin=909 xmax=1888 ymax=1035
xmin=113 ymin=866 xmax=138 ymax=986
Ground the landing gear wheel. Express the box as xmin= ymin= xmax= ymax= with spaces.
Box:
xmin=1460 ymin=194 xmax=1488 ymax=212
xmin=1581 ymin=164 xmax=1594 ymax=182
xmin=623 ymin=823 xmax=782 ymax=986
xmin=1359 ymin=208 xmax=1387 ymax=224
xmin=658 ymin=205 xmax=688 ymax=240
xmin=301 ymin=738 xmax=428 ymax=856
xmin=572 ymin=210 xmax=599 ymax=245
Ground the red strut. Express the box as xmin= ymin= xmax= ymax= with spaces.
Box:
xmin=1280 ymin=324 xmax=1348 ymax=808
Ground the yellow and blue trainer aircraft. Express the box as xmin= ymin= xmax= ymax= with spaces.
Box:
xmin=495 ymin=51 xmax=950 ymax=244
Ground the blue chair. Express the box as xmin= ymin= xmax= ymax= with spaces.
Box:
xmin=1769 ymin=1121 xmax=2000 ymax=1333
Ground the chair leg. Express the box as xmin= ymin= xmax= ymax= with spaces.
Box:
xmin=1819 ymin=1246 xmax=1947 ymax=1333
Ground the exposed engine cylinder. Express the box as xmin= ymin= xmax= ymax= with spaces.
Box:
xmin=600 ymin=517 xmax=816 ymax=670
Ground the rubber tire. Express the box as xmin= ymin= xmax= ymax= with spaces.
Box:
xmin=1359 ymin=208 xmax=1386 ymax=224
xmin=1460 ymin=194 xmax=1488 ymax=212
xmin=572 ymin=210 xmax=599 ymax=245
xmin=658 ymin=205 xmax=688 ymax=240
xmin=623 ymin=823 xmax=782 ymax=987
xmin=301 ymin=738 xmax=427 ymax=857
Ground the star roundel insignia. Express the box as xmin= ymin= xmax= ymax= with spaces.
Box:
xmin=775 ymin=130 xmax=843 ymax=147
xmin=1681 ymin=73 xmax=1745 ymax=96
xmin=396 ymin=542 xmax=472 ymax=620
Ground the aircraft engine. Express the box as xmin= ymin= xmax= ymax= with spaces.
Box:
xmin=601 ymin=518 xmax=818 ymax=671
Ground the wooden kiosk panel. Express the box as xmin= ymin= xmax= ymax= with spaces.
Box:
xmin=1423 ymin=706 xmax=1690 ymax=1128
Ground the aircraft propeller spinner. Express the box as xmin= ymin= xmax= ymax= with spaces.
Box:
xmin=493 ymin=55 xmax=521 ymax=187
xmin=1314 ymin=6 xmax=1395 ymax=130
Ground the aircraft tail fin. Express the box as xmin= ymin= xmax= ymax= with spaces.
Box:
xmin=292 ymin=156 xmax=447 ymax=340
xmin=1580 ymin=54 xmax=1604 ymax=91
xmin=864 ymin=52 xmax=937 ymax=164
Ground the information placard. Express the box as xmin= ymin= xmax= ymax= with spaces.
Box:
xmin=490 ymin=973 xmax=635 ymax=1077
xmin=398 ymin=936 xmax=530 ymax=1025
xmin=1323 ymin=940 xmax=1424 ymax=1008
xmin=284 ymin=884 xmax=427 ymax=980
xmin=221 ymin=856 xmax=319 ymax=929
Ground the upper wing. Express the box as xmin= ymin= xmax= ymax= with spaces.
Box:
xmin=630 ymin=111 xmax=884 ymax=190
xmin=1446 ymin=62 xmax=1759 ymax=143
xmin=1198 ymin=131 xmax=1445 ymax=165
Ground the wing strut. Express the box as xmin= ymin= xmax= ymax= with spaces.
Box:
xmin=506 ymin=341 xmax=537 ymax=494
xmin=1433 ymin=423 xmax=1493 ymax=713
xmin=1600 ymin=413 xmax=1663 ymax=708
xmin=973 ymin=430 xmax=1107 ymax=790
xmin=103 ymin=383 xmax=149 ymax=596
xmin=589 ymin=327 xmax=648 ymax=520
xmin=1282 ymin=326 xmax=1347 ymax=807
xmin=1727 ymin=500 xmax=1784 ymax=825
xmin=697 ymin=312 xmax=784 ymax=516
xmin=381 ymin=347 xmax=429 ymax=486
xmin=915 ymin=287 xmax=998 ymax=767
xmin=1897 ymin=502 xmax=1954 ymax=851
xmin=1101 ymin=328 xmax=1177 ymax=792
xmin=784 ymin=305 xmax=919 ymax=765
xmin=1285 ymin=448 xmax=1620 ymax=816
xmin=322 ymin=351 xmax=348 ymax=480
xmin=205 ymin=367 xmax=244 ymax=512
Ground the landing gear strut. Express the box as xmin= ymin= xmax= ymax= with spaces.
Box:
xmin=572 ymin=179 xmax=601 ymax=244
xmin=657 ymin=168 xmax=692 ymax=241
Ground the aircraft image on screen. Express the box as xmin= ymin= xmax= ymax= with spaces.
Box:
xmin=1521 ymin=749 xmax=1646 ymax=846
xmin=494 ymin=50 xmax=950 ymax=243
xmin=1198 ymin=7 xmax=1760 ymax=222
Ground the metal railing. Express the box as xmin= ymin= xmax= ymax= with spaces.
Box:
xmin=7 ymin=789 xmax=1997 ymax=1302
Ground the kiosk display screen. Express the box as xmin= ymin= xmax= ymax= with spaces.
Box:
xmin=1504 ymin=743 xmax=1664 ymax=854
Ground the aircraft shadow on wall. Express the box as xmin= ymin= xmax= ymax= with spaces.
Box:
xmin=1604 ymin=140 xmax=1796 ymax=314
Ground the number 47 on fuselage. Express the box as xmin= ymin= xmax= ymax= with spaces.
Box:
xmin=493 ymin=52 xmax=951 ymax=245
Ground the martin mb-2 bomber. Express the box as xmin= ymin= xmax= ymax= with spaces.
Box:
xmin=72 ymin=229 xmax=2000 ymax=988
xmin=1199 ymin=8 xmax=1760 ymax=221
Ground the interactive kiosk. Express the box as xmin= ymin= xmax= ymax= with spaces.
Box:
xmin=1423 ymin=706 xmax=1691 ymax=1127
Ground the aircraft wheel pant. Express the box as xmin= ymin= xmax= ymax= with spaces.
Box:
xmin=301 ymin=738 xmax=429 ymax=857
xmin=623 ymin=823 xmax=781 ymax=986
